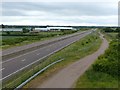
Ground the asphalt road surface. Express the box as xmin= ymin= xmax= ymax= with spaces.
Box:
xmin=37 ymin=33 xmax=109 ymax=88
xmin=1 ymin=30 xmax=92 ymax=81
xmin=2 ymin=31 xmax=87 ymax=60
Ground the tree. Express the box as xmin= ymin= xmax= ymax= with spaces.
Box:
xmin=22 ymin=28 xmax=30 ymax=33
xmin=1 ymin=24 xmax=4 ymax=28
xmin=115 ymin=27 xmax=120 ymax=33
xmin=103 ymin=27 xmax=114 ymax=32
xmin=6 ymin=31 xmax=10 ymax=35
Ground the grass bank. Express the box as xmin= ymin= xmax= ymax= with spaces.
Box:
xmin=75 ymin=32 xmax=119 ymax=88
xmin=75 ymin=67 xmax=119 ymax=88
xmin=22 ymin=31 xmax=102 ymax=88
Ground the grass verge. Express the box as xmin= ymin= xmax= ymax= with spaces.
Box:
xmin=22 ymin=31 xmax=102 ymax=88
xmin=75 ymin=32 xmax=119 ymax=88
xmin=75 ymin=67 xmax=119 ymax=88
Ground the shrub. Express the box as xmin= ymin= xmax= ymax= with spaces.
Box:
xmin=93 ymin=41 xmax=119 ymax=77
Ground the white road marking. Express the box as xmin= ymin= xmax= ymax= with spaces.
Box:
xmin=0 ymin=68 xmax=5 ymax=71
xmin=21 ymin=59 xmax=26 ymax=62
xmin=1 ymin=31 xmax=91 ymax=81
xmin=2 ymin=44 xmax=51 ymax=64
xmin=2 ymin=48 xmax=42 ymax=64
xmin=37 ymin=53 xmax=40 ymax=55
xmin=2 ymin=31 xmax=86 ymax=64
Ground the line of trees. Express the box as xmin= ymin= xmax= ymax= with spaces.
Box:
xmin=103 ymin=27 xmax=120 ymax=33
xmin=22 ymin=28 xmax=30 ymax=33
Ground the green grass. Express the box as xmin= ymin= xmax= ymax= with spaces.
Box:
xmin=75 ymin=32 xmax=119 ymax=88
xmin=1 ymin=35 xmax=59 ymax=49
xmin=106 ymin=33 xmax=118 ymax=38
xmin=1 ymin=31 xmax=78 ymax=49
xmin=3 ymin=31 xmax=102 ymax=88
xmin=2 ymin=36 xmax=25 ymax=40
xmin=23 ymin=31 xmax=102 ymax=88
xmin=75 ymin=68 xmax=118 ymax=88
xmin=101 ymin=31 xmax=118 ymax=42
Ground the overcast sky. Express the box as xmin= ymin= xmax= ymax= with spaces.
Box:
xmin=1 ymin=0 xmax=119 ymax=26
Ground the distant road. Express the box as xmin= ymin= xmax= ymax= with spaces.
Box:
xmin=37 ymin=33 xmax=109 ymax=88
xmin=1 ymin=30 xmax=92 ymax=81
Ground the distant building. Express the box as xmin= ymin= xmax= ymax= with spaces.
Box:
xmin=30 ymin=27 xmax=75 ymax=32
xmin=34 ymin=28 xmax=48 ymax=31
xmin=2 ymin=28 xmax=22 ymax=31
xmin=48 ymin=27 xmax=74 ymax=31
xmin=2 ymin=26 xmax=77 ymax=32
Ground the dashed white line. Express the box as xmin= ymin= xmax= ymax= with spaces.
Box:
xmin=1 ymin=31 xmax=92 ymax=81
xmin=2 ymin=31 xmax=86 ymax=64
xmin=37 ymin=53 xmax=40 ymax=55
xmin=0 ymin=68 xmax=5 ymax=71
xmin=21 ymin=59 xmax=26 ymax=62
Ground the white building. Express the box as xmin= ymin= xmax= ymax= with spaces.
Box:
xmin=2 ymin=28 xmax=22 ymax=31
xmin=32 ymin=27 xmax=76 ymax=32
xmin=48 ymin=27 xmax=73 ymax=31
xmin=34 ymin=28 xmax=48 ymax=31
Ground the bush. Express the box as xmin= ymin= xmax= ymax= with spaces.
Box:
xmin=6 ymin=31 xmax=10 ymax=35
xmin=22 ymin=28 xmax=30 ymax=33
xmin=92 ymin=41 xmax=119 ymax=77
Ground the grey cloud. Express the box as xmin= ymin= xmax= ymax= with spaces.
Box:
xmin=2 ymin=9 xmax=26 ymax=16
xmin=2 ymin=2 xmax=117 ymax=16
xmin=1 ymin=2 xmax=117 ymax=26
